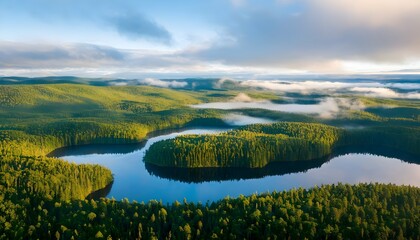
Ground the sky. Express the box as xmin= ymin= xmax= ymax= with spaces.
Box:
xmin=1 ymin=0 xmax=420 ymax=78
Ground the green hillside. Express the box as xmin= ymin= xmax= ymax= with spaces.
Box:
xmin=0 ymin=83 xmax=419 ymax=239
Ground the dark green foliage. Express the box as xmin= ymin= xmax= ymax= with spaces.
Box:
xmin=0 ymin=109 xmax=226 ymax=156
xmin=342 ymin=126 xmax=420 ymax=156
xmin=366 ymin=107 xmax=420 ymax=120
xmin=238 ymin=122 xmax=342 ymax=146
xmin=1 ymin=83 xmax=420 ymax=239
xmin=145 ymin=122 xmax=343 ymax=168
xmin=0 ymin=183 xmax=418 ymax=239
xmin=145 ymin=122 xmax=420 ymax=169
xmin=0 ymin=154 xmax=113 ymax=201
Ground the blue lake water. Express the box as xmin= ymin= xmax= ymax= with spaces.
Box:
xmin=56 ymin=128 xmax=420 ymax=203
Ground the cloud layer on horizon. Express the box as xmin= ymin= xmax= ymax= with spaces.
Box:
xmin=240 ymin=80 xmax=420 ymax=99
xmin=1 ymin=0 xmax=420 ymax=76
xmin=0 ymin=42 xmax=125 ymax=68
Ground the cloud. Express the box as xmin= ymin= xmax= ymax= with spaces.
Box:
xmin=192 ymin=0 xmax=420 ymax=72
xmin=1 ymin=1 xmax=420 ymax=75
xmin=315 ymin=0 xmax=420 ymax=27
xmin=239 ymin=80 xmax=377 ymax=93
xmin=0 ymin=41 xmax=215 ymax=76
xmin=322 ymin=98 xmax=365 ymax=118
xmin=383 ymin=83 xmax=420 ymax=90
xmin=109 ymin=81 xmax=129 ymax=86
xmin=0 ymin=42 xmax=126 ymax=68
xmin=239 ymin=79 xmax=420 ymax=99
xmin=138 ymin=78 xmax=187 ymax=88
xmin=192 ymin=97 xmax=366 ymax=118
xmin=350 ymin=87 xmax=420 ymax=99
xmin=110 ymin=12 xmax=172 ymax=44
xmin=213 ymin=77 xmax=233 ymax=89
xmin=223 ymin=113 xmax=274 ymax=126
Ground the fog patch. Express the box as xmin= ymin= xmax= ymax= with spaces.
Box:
xmin=138 ymin=78 xmax=187 ymax=88
xmin=192 ymin=97 xmax=365 ymax=119
xmin=240 ymin=80 xmax=361 ymax=93
xmin=213 ymin=78 xmax=232 ymax=89
xmin=239 ymin=80 xmax=420 ymax=99
xmin=223 ymin=113 xmax=275 ymax=126
xmin=318 ymin=98 xmax=365 ymax=118
xmin=232 ymin=93 xmax=254 ymax=102
xmin=109 ymin=81 xmax=129 ymax=86
xmin=350 ymin=87 xmax=420 ymax=99
xmin=384 ymin=83 xmax=420 ymax=90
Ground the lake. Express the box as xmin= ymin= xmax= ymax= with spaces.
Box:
xmin=55 ymin=128 xmax=420 ymax=203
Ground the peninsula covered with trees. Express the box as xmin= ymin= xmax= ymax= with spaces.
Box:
xmin=145 ymin=122 xmax=342 ymax=168
xmin=144 ymin=122 xmax=420 ymax=168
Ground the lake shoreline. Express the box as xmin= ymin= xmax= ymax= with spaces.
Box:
xmin=48 ymin=118 xmax=232 ymax=157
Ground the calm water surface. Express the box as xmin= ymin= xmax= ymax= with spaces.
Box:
xmin=57 ymin=129 xmax=420 ymax=203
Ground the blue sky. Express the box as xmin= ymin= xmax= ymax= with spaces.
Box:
xmin=1 ymin=0 xmax=420 ymax=78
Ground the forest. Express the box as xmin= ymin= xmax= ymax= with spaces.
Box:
xmin=144 ymin=122 xmax=420 ymax=168
xmin=1 ymin=182 xmax=418 ymax=239
xmin=144 ymin=122 xmax=343 ymax=168
xmin=0 ymin=83 xmax=419 ymax=239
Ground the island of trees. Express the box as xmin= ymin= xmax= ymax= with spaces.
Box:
xmin=145 ymin=122 xmax=420 ymax=168
xmin=145 ymin=122 xmax=342 ymax=168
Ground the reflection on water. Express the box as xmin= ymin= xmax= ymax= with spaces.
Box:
xmin=49 ymin=142 xmax=147 ymax=157
xmin=57 ymin=129 xmax=420 ymax=203
xmin=145 ymin=158 xmax=328 ymax=183
xmin=86 ymin=181 xmax=114 ymax=200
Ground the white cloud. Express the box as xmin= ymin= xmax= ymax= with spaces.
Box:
xmin=240 ymin=80 xmax=379 ymax=93
xmin=213 ymin=77 xmax=232 ymax=89
xmin=384 ymin=83 xmax=420 ymax=90
xmin=2 ymin=1 xmax=420 ymax=75
xmin=194 ymin=0 xmax=420 ymax=73
xmin=223 ymin=113 xmax=274 ymax=126
xmin=315 ymin=0 xmax=420 ymax=27
xmin=109 ymin=81 xmax=129 ymax=86
xmin=350 ymin=87 xmax=400 ymax=98
xmin=239 ymin=80 xmax=420 ymax=99
xmin=138 ymin=78 xmax=187 ymax=88
xmin=192 ymin=97 xmax=366 ymax=119
xmin=350 ymin=87 xmax=420 ymax=99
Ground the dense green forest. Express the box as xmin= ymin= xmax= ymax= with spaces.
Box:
xmin=0 ymin=155 xmax=112 ymax=201
xmin=144 ymin=122 xmax=420 ymax=168
xmin=0 ymin=84 xmax=418 ymax=157
xmin=145 ymin=122 xmax=342 ymax=168
xmin=1 ymin=83 xmax=420 ymax=239
xmin=1 ymin=183 xmax=418 ymax=239
xmin=341 ymin=126 xmax=420 ymax=158
xmin=0 ymin=84 xmax=272 ymax=156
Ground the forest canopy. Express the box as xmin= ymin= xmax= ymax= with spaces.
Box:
xmin=0 ymin=83 xmax=419 ymax=239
